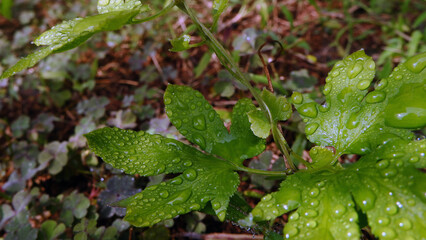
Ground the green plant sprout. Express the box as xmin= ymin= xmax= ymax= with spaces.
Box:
xmin=2 ymin=0 xmax=425 ymax=239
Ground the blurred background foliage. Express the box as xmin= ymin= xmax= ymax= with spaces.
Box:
xmin=0 ymin=0 xmax=425 ymax=239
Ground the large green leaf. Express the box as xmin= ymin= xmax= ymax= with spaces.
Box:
xmin=86 ymin=127 xmax=239 ymax=226
xmin=249 ymin=139 xmax=426 ymax=239
xmin=164 ymin=84 xmax=265 ymax=164
xmin=290 ymin=51 xmax=425 ymax=156
xmin=1 ymin=0 xmax=149 ymax=79
xmin=86 ymin=86 xmax=266 ymax=226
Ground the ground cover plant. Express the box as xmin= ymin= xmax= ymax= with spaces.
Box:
xmin=0 ymin=0 xmax=425 ymax=239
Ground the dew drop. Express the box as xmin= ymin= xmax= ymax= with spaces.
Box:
xmin=284 ymin=225 xmax=299 ymax=238
xmin=357 ymin=80 xmax=370 ymax=90
xmin=376 ymin=79 xmax=387 ymax=90
xmin=183 ymin=168 xmax=197 ymax=181
xmin=348 ymin=212 xmax=358 ymax=222
xmin=171 ymin=177 xmax=183 ymax=185
xmin=323 ymin=83 xmax=332 ymax=95
xmin=365 ymin=91 xmax=386 ymax=103
xmin=355 ymin=188 xmax=376 ymax=211
xmin=291 ymin=92 xmax=303 ymax=104
xmin=159 ymin=190 xmax=169 ymax=198
xmin=212 ymin=201 xmax=221 ymax=210
xmin=409 ymin=156 xmax=419 ymax=163
xmin=385 ymin=204 xmax=398 ymax=215
xmin=344 ymin=227 xmax=358 ymax=238
xmin=347 ymin=61 xmax=363 ymax=79
xmin=381 ymin=167 xmax=397 ymax=177
xmin=262 ymin=195 xmax=272 ymax=201
xmin=332 ymin=204 xmax=346 ymax=218
xmin=193 ymin=115 xmax=206 ymax=130
xmin=331 ymin=69 xmax=340 ymax=77
xmin=183 ymin=160 xmax=192 ymax=167
xmin=367 ymin=59 xmax=375 ymax=70
xmin=164 ymin=97 xmax=172 ymax=105
xmin=377 ymin=216 xmax=390 ymax=226
xmin=172 ymin=158 xmax=181 ymax=164
xmin=310 ymin=199 xmax=319 ymax=207
xmin=156 ymin=164 xmax=166 ymax=174
xmin=346 ymin=112 xmax=361 ymax=129
xmin=305 ymin=123 xmax=319 ymax=135
xmin=190 ymin=203 xmax=201 ymax=210
xmin=309 ymin=188 xmax=320 ymax=197
xmin=397 ymin=218 xmax=412 ymax=230
xmin=306 ymin=220 xmax=318 ymax=228
xmin=404 ymin=52 xmax=426 ymax=73
xmin=304 ymin=209 xmax=318 ymax=218
xmin=193 ymin=134 xmax=206 ymax=149
xmin=299 ymin=102 xmax=318 ymax=118
xmin=289 ymin=212 xmax=299 ymax=220
xmin=376 ymin=159 xmax=389 ymax=169
xmin=174 ymin=119 xmax=182 ymax=128
xmin=168 ymin=188 xmax=192 ymax=205
xmin=379 ymin=227 xmax=396 ymax=239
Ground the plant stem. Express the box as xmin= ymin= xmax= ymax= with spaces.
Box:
xmin=132 ymin=0 xmax=177 ymax=24
xmin=176 ymin=1 xmax=299 ymax=171
xmin=236 ymin=165 xmax=288 ymax=177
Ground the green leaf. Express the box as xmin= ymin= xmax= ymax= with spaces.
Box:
xmin=248 ymin=89 xmax=292 ymax=138
xmin=212 ymin=0 xmax=229 ymax=31
xmin=97 ymin=0 xmax=145 ymax=14
xmin=39 ymin=220 xmax=66 ymax=240
xmin=164 ymin=84 xmax=265 ymax=163
xmin=250 ymin=141 xmax=426 ymax=239
xmin=248 ymin=110 xmax=270 ymax=138
xmin=261 ymin=89 xmax=292 ymax=122
xmin=85 ymin=127 xmax=239 ymax=226
xmin=290 ymin=50 xmax=425 ymax=156
xmin=1 ymin=47 xmax=54 ymax=79
xmin=169 ymin=34 xmax=191 ymax=52
xmin=1 ymin=1 xmax=149 ymax=79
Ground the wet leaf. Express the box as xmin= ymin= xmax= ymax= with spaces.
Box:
xmin=290 ymin=51 xmax=425 ymax=156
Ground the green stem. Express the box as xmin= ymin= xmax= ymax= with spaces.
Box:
xmin=237 ymin=165 xmax=288 ymax=177
xmin=132 ymin=0 xmax=177 ymax=24
xmin=177 ymin=1 xmax=299 ymax=171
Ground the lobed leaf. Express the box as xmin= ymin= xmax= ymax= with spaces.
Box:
xmin=248 ymin=89 xmax=292 ymax=138
xmin=164 ymin=84 xmax=265 ymax=164
xmin=290 ymin=51 xmax=425 ymax=156
xmin=250 ymin=140 xmax=426 ymax=239
xmin=86 ymin=127 xmax=239 ymax=226
xmin=1 ymin=1 xmax=149 ymax=79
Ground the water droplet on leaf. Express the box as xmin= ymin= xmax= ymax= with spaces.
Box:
xmin=299 ymin=102 xmax=318 ymax=118
xmin=159 ymin=190 xmax=169 ymax=198
xmin=365 ymin=91 xmax=386 ymax=103
xmin=291 ymin=92 xmax=303 ymax=104
xmin=404 ymin=52 xmax=426 ymax=73
xmin=347 ymin=61 xmax=363 ymax=78
xmin=168 ymin=188 xmax=192 ymax=205
xmin=183 ymin=168 xmax=197 ymax=181
xmin=305 ymin=123 xmax=319 ymax=135
xmin=193 ymin=115 xmax=206 ymax=130
xmin=357 ymin=80 xmax=370 ymax=90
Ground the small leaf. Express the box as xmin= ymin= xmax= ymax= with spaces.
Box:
xmin=169 ymin=34 xmax=191 ymax=52
xmin=164 ymin=84 xmax=265 ymax=163
xmin=39 ymin=220 xmax=66 ymax=240
xmin=212 ymin=0 xmax=229 ymax=31
xmin=291 ymin=50 xmax=425 ymax=156
xmin=248 ymin=110 xmax=270 ymax=138
xmin=1 ymin=1 xmax=149 ymax=78
xmin=260 ymin=89 xmax=292 ymax=122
